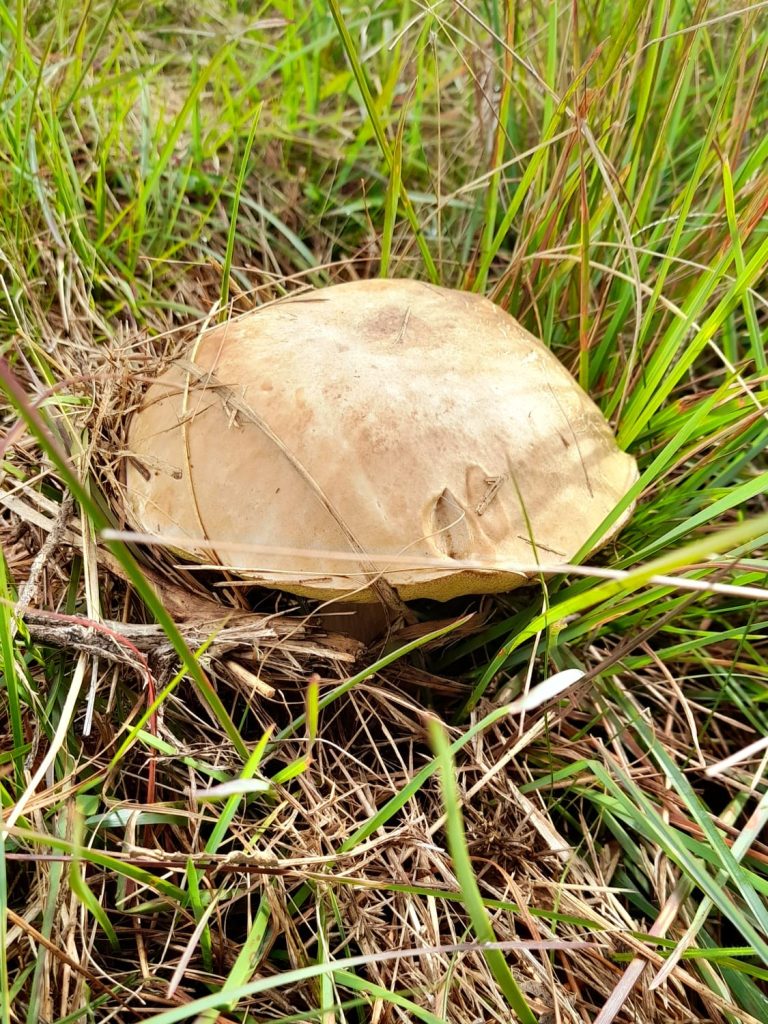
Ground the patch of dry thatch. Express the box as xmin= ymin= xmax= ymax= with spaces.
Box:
xmin=0 ymin=517 xmax=739 ymax=1023
xmin=2 ymin=264 xmax=759 ymax=1024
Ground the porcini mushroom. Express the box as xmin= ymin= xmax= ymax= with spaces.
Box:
xmin=124 ymin=280 xmax=638 ymax=630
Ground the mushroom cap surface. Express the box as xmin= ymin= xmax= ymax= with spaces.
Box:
xmin=125 ymin=279 xmax=638 ymax=601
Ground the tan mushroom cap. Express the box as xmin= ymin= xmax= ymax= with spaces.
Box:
xmin=125 ymin=279 xmax=638 ymax=602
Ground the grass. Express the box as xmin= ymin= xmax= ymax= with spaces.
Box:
xmin=1 ymin=0 xmax=768 ymax=1021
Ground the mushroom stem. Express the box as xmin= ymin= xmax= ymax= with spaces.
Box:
xmin=313 ymin=600 xmax=395 ymax=644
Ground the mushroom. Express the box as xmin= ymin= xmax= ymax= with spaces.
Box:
xmin=124 ymin=280 xmax=638 ymax=636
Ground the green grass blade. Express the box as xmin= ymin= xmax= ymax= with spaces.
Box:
xmin=379 ymin=103 xmax=405 ymax=277
xmin=219 ymin=106 xmax=262 ymax=313
xmin=429 ymin=719 xmax=538 ymax=1023
xmin=327 ymin=0 xmax=438 ymax=282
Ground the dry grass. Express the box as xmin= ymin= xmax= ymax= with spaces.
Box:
xmin=2 ymin=333 xmax=762 ymax=1021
